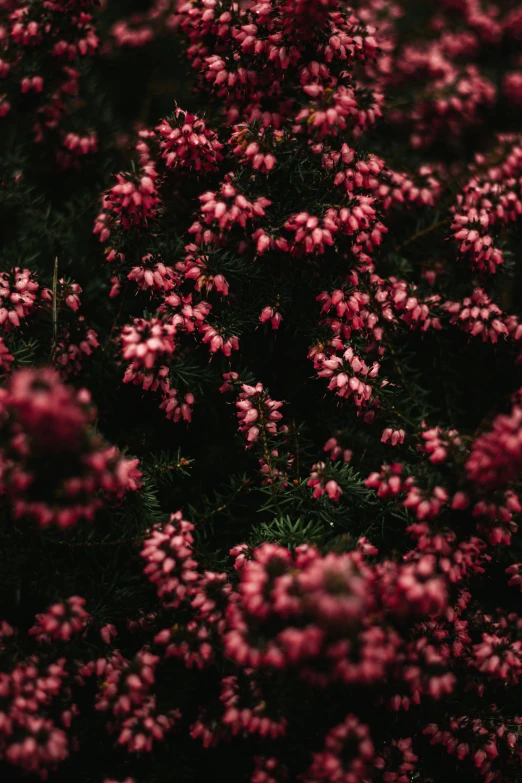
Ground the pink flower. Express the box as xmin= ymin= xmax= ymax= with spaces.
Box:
xmin=325 ymin=479 xmax=342 ymax=501
xmin=381 ymin=428 xmax=405 ymax=446
xmin=466 ymin=399 xmax=522 ymax=490
xmin=100 ymin=624 xmax=118 ymax=644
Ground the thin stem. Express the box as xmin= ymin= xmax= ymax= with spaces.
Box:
xmin=103 ymin=282 xmax=129 ymax=354
xmin=394 ymin=217 xmax=450 ymax=253
xmin=291 ymin=419 xmax=301 ymax=479
xmin=435 ymin=336 xmax=455 ymax=428
xmin=197 ymin=477 xmax=252 ymax=525
xmin=50 ymin=257 xmax=58 ymax=360
xmin=256 ymin=399 xmax=283 ymax=515
xmin=48 ymin=536 xmax=147 ymax=548
xmin=387 ymin=339 xmax=405 ymax=385
xmin=383 ymin=341 xmax=421 ymax=427
xmin=153 ymin=457 xmax=192 ymax=473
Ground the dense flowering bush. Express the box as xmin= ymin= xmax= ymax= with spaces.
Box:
xmin=2 ymin=0 xmax=522 ymax=782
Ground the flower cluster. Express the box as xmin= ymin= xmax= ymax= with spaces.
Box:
xmin=0 ymin=269 xmax=98 ymax=378
xmin=0 ymin=655 xmax=70 ymax=776
xmin=155 ymin=106 xmax=223 ymax=173
xmin=29 ymin=596 xmax=91 ymax=643
xmin=141 ymin=511 xmax=199 ymax=608
xmin=0 ymin=0 xmax=99 ymax=146
xmin=234 ymin=382 xmax=284 ymax=446
xmin=466 ymin=396 xmax=522 ymax=491
xmin=451 ymin=136 xmax=522 ymax=273
xmin=0 ymin=368 xmax=141 ymax=527
xmin=93 ymin=165 xmax=161 ymax=240
xmin=108 ymin=0 xmax=176 ymax=49
xmin=190 ymin=179 xmax=271 ymax=247
xmin=444 ymin=287 xmax=514 ymax=343
xmin=304 ymin=714 xmax=377 ymax=783
xmin=307 ymin=462 xmax=343 ymax=501
xmin=121 ymin=318 xmax=176 ymax=391
xmin=127 ymin=256 xmax=177 ymax=295
xmin=312 ymin=342 xmax=381 ymax=410
xmin=0 ymin=267 xmax=39 ymax=330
